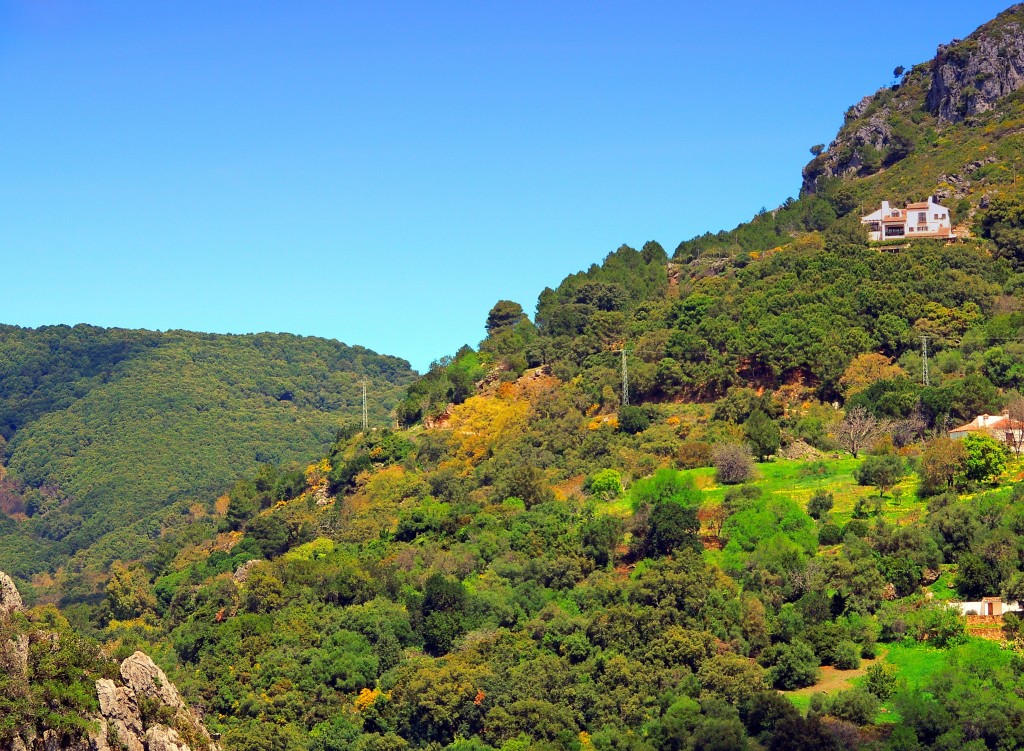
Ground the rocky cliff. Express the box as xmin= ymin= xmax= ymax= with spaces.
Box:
xmin=928 ymin=7 xmax=1024 ymax=123
xmin=0 ymin=573 xmax=217 ymax=751
xmin=802 ymin=4 xmax=1024 ymax=194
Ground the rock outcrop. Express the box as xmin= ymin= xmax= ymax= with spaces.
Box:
xmin=0 ymin=571 xmax=24 ymax=616
xmin=802 ymin=4 xmax=1024 ymax=194
xmin=87 ymin=651 xmax=219 ymax=751
xmin=0 ymin=571 xmax=218 ymax=751
xmin=928 ymin=9 xmax=1024 ymax=123
xmin=96 ymin=679 xmax=145 ymax=751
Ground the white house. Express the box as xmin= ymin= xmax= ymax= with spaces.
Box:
xmin=953 ymin=597 xmax=1023 ymax=617
xmin=861 ymin=199 xmax=954 ymax=242
xmin=949 ymin=413 xmax=1022 ymax=448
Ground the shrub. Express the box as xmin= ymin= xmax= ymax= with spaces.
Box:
xmin=761 ymin=640 xmax=820 ymax=690
xmin=818 ymin=523 xmax=843 ymax=545
xmin=619 ymin=405 xmax=652 ymax=435
xmin=713 ymin=444 xmax=755 ymax=485
xmin=806 ymin=490 xmax=834 ymax=520
xmin=677 ymin=441 xmax=713 ymax=469
xmin=586 ymin=469 xmax=623 ymax=501
xmin=832 ymin=640 xmax=861 ymax=670
xmin=864 ymin=663 xmax=899 ymax=700
xmin=823 ymin=687 xmax=879 ymax=725
xmin=630 ymin=469 xmax=700 ymax=508
xmin=842 ymin=520 xmax=869 ymax=539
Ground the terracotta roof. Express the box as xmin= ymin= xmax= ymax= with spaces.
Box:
xmin=906 ymin=202 xmax=930 ymax=209
xmin=882 ymin=215 xmax=906 ymax=223
xmin=950 ymin=415 xmax=1011 ymax=433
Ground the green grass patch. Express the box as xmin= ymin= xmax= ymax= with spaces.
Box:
xmin=674 ymin=457 xmax=927 ymax=527
xmin=876 ymin=642 xmax=952 ymax=690
xmin=787 ymin=693 xmax=811 ymax=714
xmin=861 ymin=638 xmax=1011 ymax=723
xmin=925 ymin=566 xmax=958 ymax=601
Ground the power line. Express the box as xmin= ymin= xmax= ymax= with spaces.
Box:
xmin=921 ymin=336 xmax=930 ymax=387
xmin=362 ymin=380 xmax=368 ymax=432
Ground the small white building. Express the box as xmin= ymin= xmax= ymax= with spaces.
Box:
xmin=953 ymin=597 xmax=1023 ymax=617
xmin=949 ymin=413 xmax=1021 ymax=447
xmin=861 ymin=199 xmax=954 ymax=241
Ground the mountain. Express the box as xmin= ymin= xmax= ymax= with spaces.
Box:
xmin=803 ymin=4 xmax=1024 ymax=214
xmin=5 ymin=7 xmax=1024 ymax=751
xmin=0 ymin=325 xmax=415 ymax=579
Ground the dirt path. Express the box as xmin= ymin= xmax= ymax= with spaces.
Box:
xmin=783 ymin=649 xmax=887 ymax=699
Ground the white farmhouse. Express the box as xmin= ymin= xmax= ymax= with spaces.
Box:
xmin=953 ymin=597 xmax=1023 ymax=617
xmin=949 ymin=413 xmax=1022 ymax=448
xmin=861 ymin=199 xmax=954 ymax=241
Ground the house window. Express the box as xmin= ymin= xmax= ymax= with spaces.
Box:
xmin=909 ymin=227 xmax=914 ymax=232
xmin=918 ymin=212 xmax=927 ymax=223
xmin=885 ymin=226 xmax=905 ymax=237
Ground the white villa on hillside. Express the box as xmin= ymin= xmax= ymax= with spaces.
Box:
xmin=861 ymin=199 xmax=954 ymax=241
xmin=953 ymin=597 xmax=1023 ymax=617
xmin=949 ymin=413 xmax=1022 ymax=447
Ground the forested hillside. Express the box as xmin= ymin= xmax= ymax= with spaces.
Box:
xmin=0 ymin=325 xmax=414 ymax=580
xmin=5 ymin=6 xmax=1024 ymax=751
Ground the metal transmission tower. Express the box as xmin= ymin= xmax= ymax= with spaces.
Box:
xmin=921 ymin=337 xmax=930 ymax=387
xmin=613 ymin=347 xmax=631 ymax=406
xmin=362 ymin=381 xmax=368 ymax=431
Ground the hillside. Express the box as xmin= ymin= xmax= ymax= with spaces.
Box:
xmin=678 ymin=4 xmax=1024 ymax=269
xmin=0 ymin=570 xmax=220 ymax=750
xmin=6 ymin=6 xmax=1024 ymax=751
xmin=0 ymin=325 xmax=415 ymax=580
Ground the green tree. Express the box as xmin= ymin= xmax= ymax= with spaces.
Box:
xmin=485 ymin=300 xmax=528 ymax=334
xmin=104 ymin=561 xmax=157 ymax=621
xmin=647 ymin=500 xmax=702 ymax=557
xmin=744 ymin=410 xmax=781 ymax=461
xmin=854 ymin=454 xmax=906 ymax=496
xmin=761 ymin=640 xmax=820 ymax=690
xmin=619 ymin=405 xmax=652 ymax=435
xmin=961 ymin=433 xmax=1009 ymax=484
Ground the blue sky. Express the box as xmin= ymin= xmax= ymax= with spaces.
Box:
xmin=0 ymin=1 xmax=1012 ymax=371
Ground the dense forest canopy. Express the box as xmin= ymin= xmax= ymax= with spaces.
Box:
xmin=0 ymin=325 xmax=415 ymax=578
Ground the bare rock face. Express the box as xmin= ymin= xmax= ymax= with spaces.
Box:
xmin=0 ymin=570 xmax=24 ymax=616
xmin=107 ymin=651 xmax=218 ymax=751
xmin=929 ymin=18 xmax=1024 ymax=123
xmin=231 ymin=558 xmax=262 ymax=585
xmin=144 ymin=726 xmax=191 ymax=751
xmin=802 ymin=5 xmax=1024 ymax=194
xmin=95 ymin=679 xmax=145 ymax=751
xmin=120 ymin=651 xmax=186 ymax=712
